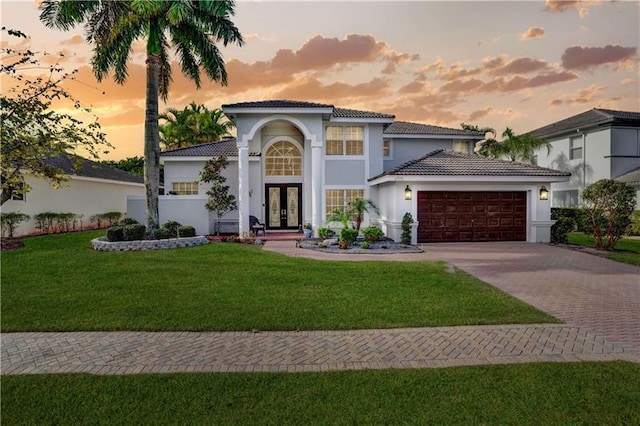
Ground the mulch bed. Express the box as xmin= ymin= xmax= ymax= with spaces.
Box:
xmin=1 ymin=238 xmax=24 ymax=251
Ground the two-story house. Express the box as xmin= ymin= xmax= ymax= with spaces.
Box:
xmin=128 ymin=100 xmax=570 ymax=243
xmin=529 ymin=108 xmax=640 ymax=208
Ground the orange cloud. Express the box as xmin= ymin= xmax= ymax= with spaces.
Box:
xmin=61 ymin=34 xmax=84 ymax=46
xmin=561 ymin=45 xmax=637 ymax=70
xmin=520 ymin=27 xmax=545 ymax=40
xmin=271 ymin=76 xmax=390 ymax=101
xmin=468 ymin=107 xmax=493 ymax=122
xmin=486 ymin=57 xmax=550 ymax=75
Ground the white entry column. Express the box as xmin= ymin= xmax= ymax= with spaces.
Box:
xmin=311 ymin=136 xmax=323 ymax=236
xmin=237 ymin=139 xmax=250 ymax=235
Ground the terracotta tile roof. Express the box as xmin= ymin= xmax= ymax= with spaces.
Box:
xmin=45 ymin=155 xmax=143 ymax=184
xmin=615 ymin=167 xmax=640 ymax=186
xmin=161 ymin=139 xmax=260 ymax=157
xmin=384 ymin=121 xmax=484 ymax=137
xmin=372 ymin=149 xmax=571 ymax=179
xmin=527 ymin=108 xmax=640 ymax=139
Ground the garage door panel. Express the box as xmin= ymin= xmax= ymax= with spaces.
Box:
xmin=418 ymin=191 xmax=526 ymax=243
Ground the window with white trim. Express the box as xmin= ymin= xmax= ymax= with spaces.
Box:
xmin=569 ymin=136 xmax=583 ymax=160
xmin=325 ymin=189 xmax=364 ymax=215
xmin=325 ymin=125 xmax=364 ymax=156
xmin=171 ymin=181 xmax=199 ymax=195
xmin=383 ymin=139 xmax=391 ymax=158
xmin=265 ymin=140 xmax=302 ymax=176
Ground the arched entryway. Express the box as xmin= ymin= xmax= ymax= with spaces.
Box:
xmin=264 ymin=139 xmax=303 ymax=230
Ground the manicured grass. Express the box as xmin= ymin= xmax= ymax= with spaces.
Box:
xmin=2 ymin=362 xmax=639 ymax=425
xmin=1 ymin=231 xmax=557 ymax=332
xmin=568 ymin=232 xmax=640 ymax=266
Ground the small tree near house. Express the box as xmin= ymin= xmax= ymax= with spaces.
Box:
xmin=201 ymin=156 xmax=237 ymax=236
xmin=581 ymin=179 xmax=636 ymax=251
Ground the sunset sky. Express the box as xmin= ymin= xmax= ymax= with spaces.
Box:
xmin=2 ymin=0 xmax=639 ymax=160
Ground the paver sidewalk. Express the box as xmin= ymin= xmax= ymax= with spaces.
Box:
xmin=2 ymin=241 xmax=638 ymax=375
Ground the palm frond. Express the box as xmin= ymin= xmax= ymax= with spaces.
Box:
xmin=39 ymin=0 xmax=98 ymax=31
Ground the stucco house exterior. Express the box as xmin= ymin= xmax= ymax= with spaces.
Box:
xmin=3 ymin=155 xmax=145 ymax=236
xmin=529 ymin=108 xmax=640 ymax=208
xmin=130 ymin=100 xmax=570 ymax=243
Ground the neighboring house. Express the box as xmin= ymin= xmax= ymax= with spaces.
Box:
xmin=529 ymin=108 xmax=640 ymax=208
xmin=3 ymin=155 xmax=145 ymax=236
xmin=130 ymin=100 xmax=570 ymax=243
xmin=615 ymin=167 xmax=640 ymax=208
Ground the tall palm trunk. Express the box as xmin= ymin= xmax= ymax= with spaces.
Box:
xmin=144 ymin=52 xmax=161 ymax=232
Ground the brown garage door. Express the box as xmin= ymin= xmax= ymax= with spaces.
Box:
xmin=417 ymin=191 xmax=526 ymax=243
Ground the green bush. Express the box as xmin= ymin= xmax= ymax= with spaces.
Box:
xmin=177 ymin=225 xmax=196 ymax=238
xmin=339 ymin=228 xmax=358 ymax=245
xmin=106 ymin=226 xmax=124 ymax=242
xmin=630 ymin=210 xmax=640 ymax=236
xmin=123 ymin=224 xmax=146 ymax=241
xmin=362 ymin=226 xmax=384 ymax=242
xmin=0 ymin=212 xmax=30 ymax=238
xmin=119 ymin=217 xmax=139 ymax=225
xmin=551 ymin=208 xmax=588 ymax=232
xmin=90 ymin=212 xmax=123 ymax=228
xmin=317 ymin=227 xmax=336 ymax=239
xmin=551 ymin=216 xmax=576 ymax=244
xmin=401 ymin=213 xmax=413 ymax=245
xmin=360 ymin=241 xmax=370 ymax=249
xmin=153 ymin=228 xmax=172 ymax=240
xmin=161 ymin=220 xmax=182 ymax=238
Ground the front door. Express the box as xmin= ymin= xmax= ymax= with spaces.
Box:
xmin=265 ymin=184 xmax=302 ymax=230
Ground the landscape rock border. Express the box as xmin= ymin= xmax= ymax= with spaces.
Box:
xmin=298 ymin=238 xmax=423 ymax=254
xmin=91 ymin=236 xmax=209 ymax=252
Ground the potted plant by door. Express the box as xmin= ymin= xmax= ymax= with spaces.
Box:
xmin=303 ymin=223 xmax=313 ymax=239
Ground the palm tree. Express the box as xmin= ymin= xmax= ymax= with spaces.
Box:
xmin=492 ymin=128 xmax=551 ymax=164
xmin=460 ymin=123 xmax=499 ymax=156
xmin=40 ymin=0 xmax=243 ymax=232
xmin=347 ymin=198 xmax=379 ymax=234
xmin=159 ymin=103 xmax=235 ymax=150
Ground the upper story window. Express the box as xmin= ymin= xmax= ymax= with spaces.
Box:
xmin=383 ymin=139 xmax=391 ymax=158
xmin=326 ymin=125 xmax=364 ymax=156
xmin=265 ymin=140 xmax=302 ymax=176
xmin=453 ymin=141 xmax=470 ymax=153
xmin=171 ymin=181 xmax=199 ymax=195
xmin=570 ymin=136 xmax=583 ymax=160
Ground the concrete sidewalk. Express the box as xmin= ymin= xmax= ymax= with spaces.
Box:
xmin=2 ymin=241 xmax=638 ymax=375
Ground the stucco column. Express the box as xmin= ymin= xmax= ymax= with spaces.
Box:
xmin=237 ymin=142 xmax=250 ymax=235
xmin=311 ymin=137 xmax=323 ymax=236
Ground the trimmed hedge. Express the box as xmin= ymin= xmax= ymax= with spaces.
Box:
xmin=551 ymin=216 xmax=575 ymax=244
xmin=123 ymin=224 xmax=146 ymax=241
xmin=153 ymin=228 xmax=172 ymax=240
xmin=106 ymin=226 xmax=125 ymax=242
xmin=551 ymin=208 xmax=588 ymax=232
xmin=177 ymin=226 xmax=196 ymax=238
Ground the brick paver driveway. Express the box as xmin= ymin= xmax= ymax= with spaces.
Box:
xmin=2 ymin=241 xmax=638 ymax=374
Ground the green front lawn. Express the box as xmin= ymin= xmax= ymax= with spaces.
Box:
xmin=568 ymin=232 xmax=640 ymax=266
xmin=1 ymin=231 xmax=557 ymax=332
xmin=3 ymin=362 xmax=638 ymax=425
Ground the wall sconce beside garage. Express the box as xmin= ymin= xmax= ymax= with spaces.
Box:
xmin=539 ymin=185 xmax=549 ymax=201
xmin=404 ymin=185 xmax=412 ymax=200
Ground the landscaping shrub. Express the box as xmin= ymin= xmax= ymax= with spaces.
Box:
xmin=362 ymin=226 xmax=384 ymax=242
xmin=177 ymin=226 xmax=196 ymax=238
xmin=317 ymin=227 xmax=336 ymax=239
xmin=34 ymin=212 xmax=58 ymax=234
xmin=630 ymin=210 xmax=640 ymax=236
xmin=106 ymin=226 xmax=125 ymax=242
xmin=90 ymin=212 xmax=123 ymax=228
xmin=360 ymin=241 xmax=370 ymax=249
xmin=339 ymin=228 xmax=358 ymax=245
xmin=401 ymin=213 xmax=413 ymax=245
xmin=153 ymin=228 xmax=172 ymax=240
xmin=551 ymin=208 xmax=588 ymax=232
xmin=122 ymin=224 xmax=146 ymax=241
xmin=551 ymin=216 xmax=576 ymax=244
xmin=0 ymin=212 xmax=30 ymax=238
xmin=119 ymin=217 xmax=139 ymax=225
xmin=161 ymin=221 xmax=182 ymax=238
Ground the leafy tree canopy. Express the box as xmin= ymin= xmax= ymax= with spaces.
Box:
xmin=160 ymin=102 xmax=234 ymax=150
xmin=1 ymin=27 xmax=110 ymax=205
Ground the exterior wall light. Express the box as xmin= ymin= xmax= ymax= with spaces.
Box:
xmin=539 ymin=185 xmax=549 ymax=201
xmin=404 ymin=185 xmax=412 ymax=200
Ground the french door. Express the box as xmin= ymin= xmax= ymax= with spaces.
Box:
xmin=265 ymin=184 xmax=302 ymax=230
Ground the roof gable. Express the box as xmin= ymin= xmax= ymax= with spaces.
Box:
xmin=372 ymin=149 xmax=570 ymax=179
